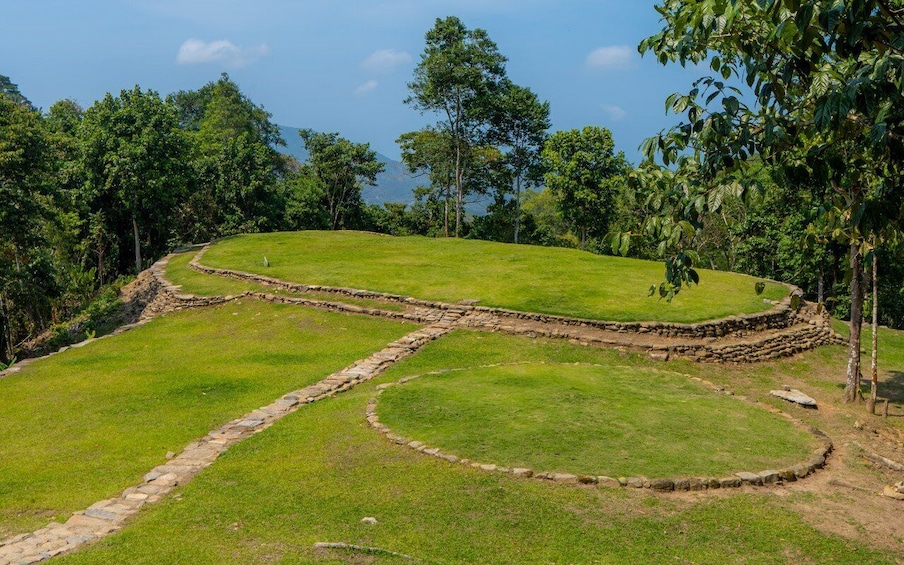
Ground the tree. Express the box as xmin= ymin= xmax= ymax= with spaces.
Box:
xmin=405 ymin=16 xmax=507 ymax=236
xmin=79 ymin=87 xmax=190 ymax=274
xmin=397 ymin=127 xmax=456 ymax=236
xmin=299 ymin=130 xmax=385 ymax=230
xmin=169 ymin=74 xmax=287 ymax=241
xmin=0 ymin=93 xmax=54 ymax=362
xmin=488 ymin=81 xmax=550 ymax=243
xmin=0 ymin=74 xmax=33 ymax=109
xmin=542 ymin=127 xmax=629 ymax=250
xmin=636 ymin=0 xmax=904 ymax=402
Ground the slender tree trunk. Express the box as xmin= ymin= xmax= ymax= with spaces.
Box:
xmin=818 ymin=266 xmax=825 ymax=304
xmin=0 ymin=293 xmax=11 ymax=364
xmin=132 ymin=215 xmax=142 ymax=274
xmin=870 ymin=246 xmax=879 ymax=410
xmin=580 ymin=227 xmax=587 ymax=251
xmin=514 ymin=176 xmax=521 ymax=244
xmin=844 ymin=243 xmax=864 ymax=403
xmin=444 ymin=182 xmax=450 ymax=238
xmin=454 ymin=138 xmax=463 ymax=238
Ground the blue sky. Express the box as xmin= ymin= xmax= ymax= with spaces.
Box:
xmin=1 ymin=1 xmax=705 ymax=162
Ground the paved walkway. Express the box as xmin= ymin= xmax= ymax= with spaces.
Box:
xmin=0 ymin=306 xmax=462 ymax=565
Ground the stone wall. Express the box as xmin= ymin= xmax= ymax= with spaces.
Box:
xmin=182 ymin=249 xmax=845 ymax=365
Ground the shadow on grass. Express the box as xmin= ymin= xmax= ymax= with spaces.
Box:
xmin=882 ymin=371 xmax=904 ymax=405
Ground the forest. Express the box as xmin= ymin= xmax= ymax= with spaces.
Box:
xmin=2 ymin=8 xmax=904 ymax=388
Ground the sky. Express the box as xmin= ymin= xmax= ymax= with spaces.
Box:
xmin=1 ymin=1 xmax=708 ymax=163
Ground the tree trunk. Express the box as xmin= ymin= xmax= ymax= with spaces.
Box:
xmin=132 ymin=216 xmax=142 ymax=274
xmin=514 ymin=177 xmax=521 ymax=244
xmin=454 ymin=141 xmax=463 ymax=238
xmin=444 ymin=182 xmax=450 ymax=238
xmin=870 ymin=246 xmax=879 ymax=409
xmin=580 ymin=227 xmax=587 ymax=251
xmin=844 ymin=243 xmax=864 ymax=403
xmin=818 ymin=266 xmax=825 ymax=305
xmin=0 ymin=293 xmax=11 ymax=365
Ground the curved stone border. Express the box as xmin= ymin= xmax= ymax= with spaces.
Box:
xmin=187 ymin=245 xmax=844 ymax=363
xmin=0 ymin=259 xmax=464 ymax=565
xmin=365 ymin=363 xmax=833 ymax=493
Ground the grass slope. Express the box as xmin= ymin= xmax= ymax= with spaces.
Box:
xmin=0 ymin=300 xmax=414 ymax=538
xmin=166 ymin=251 xmax=406 ymax=311
xmin=378 ymin=363 xmax=816 ymax=477
xmin=54 ymin=349 xmax=891 ymax=565
xmin=200 ymin=231 xmax=788 ymax=323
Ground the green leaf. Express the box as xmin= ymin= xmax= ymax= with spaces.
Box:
xmin=755 ymin=282 xmax=766 ymax=295
xmin=688 ymin=269 xmax=699 ymax=285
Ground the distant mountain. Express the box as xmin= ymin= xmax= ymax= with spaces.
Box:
xmin=277 ymin=125 xmax=422 ymax=207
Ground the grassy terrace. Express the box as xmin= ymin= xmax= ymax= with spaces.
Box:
xmin=53 ymin=331 xmax=893 ymax=564
xmin=166 ymin=251 xmax=407 ymax=312
xmin=200 ymin=231 xmax=788 ymax=323
xmin=378 ymin=362 xmax=816 ymax=478
xmin=0 ymin=300 xmax=415 ymax=538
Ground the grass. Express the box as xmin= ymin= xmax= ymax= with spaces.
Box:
xmin=8 ymin=254 xmax=903 ymax=562
xmin=54 ymin=356 xmax=892 ymax=564
xmin=199 ymin=231 xmax=789 ymax=323
xmin=378 ymin=362 xmax=817 ymax=477
xmin=0 ymin=299 xmax=415 ymax=538
xmin=165 ymin=251 xmax=406 ymax=312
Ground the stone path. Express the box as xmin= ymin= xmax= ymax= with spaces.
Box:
xmin=0 ymin=310 xmax=462 ymax=565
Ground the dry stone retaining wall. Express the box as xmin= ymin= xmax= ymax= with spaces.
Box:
xmin=186 ymin=245 xmax=843 ymax=364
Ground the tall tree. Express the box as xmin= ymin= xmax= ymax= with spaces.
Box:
xmin=488 ymin=81 xmax=550 ymax=243
xmin=0 ymin=74 xmax=33 ymax=109
xmin=405 ymin=16 xmax=507 ymax=236
xmin=168 ymin=74 xmax=286 ymax=241
xmin=299 ymin=129 xmax=384 ymax=230
xmin=542 ymin=127 xmax=629 ymax=250
xmin=0 ymin=93 xmax=53 ymax=362
xmin=636 ymin=0 xmax=904 ymax=402
xmin=397 ymin=127 xmax=457 ymax=236
xmin=79 ymin=87 xmax=190 ymax=274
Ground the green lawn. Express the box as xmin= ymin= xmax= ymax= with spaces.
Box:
xmin=0 ymin=300 xmax=415 ymax=538
xmin=166 ymin=251 xmax=406 ymax=311
xmin=54 ymin=351 xmax=891 ymax=565
xmin=378 ymin=362 xmax=817 ymax=477
xmin=199 ymin=231 xmax=788 ymax=323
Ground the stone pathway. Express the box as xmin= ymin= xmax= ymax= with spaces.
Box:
xmin=0 ymin=312 xmax=461 ymax=565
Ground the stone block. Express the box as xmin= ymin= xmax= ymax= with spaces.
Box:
xmin=758 ymin=470 xmax=780 ymax=484
xmin=735 ymin=471 xmax=762 ymax=485
xmin=650 ymin=479 xmax=674 ymax=492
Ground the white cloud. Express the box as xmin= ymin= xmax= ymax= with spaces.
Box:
xmin=585 ymin=45 xmax=636 ymax=71
xmin=355 ymin=80 xmax=379 ymax=96
xmin=601 ymin=104 xmax=627 ymax=122
xmin=360 ymin=49 xmax=412 ymax=74
xmin=176 ymin=38 xmax=269 ymax=68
